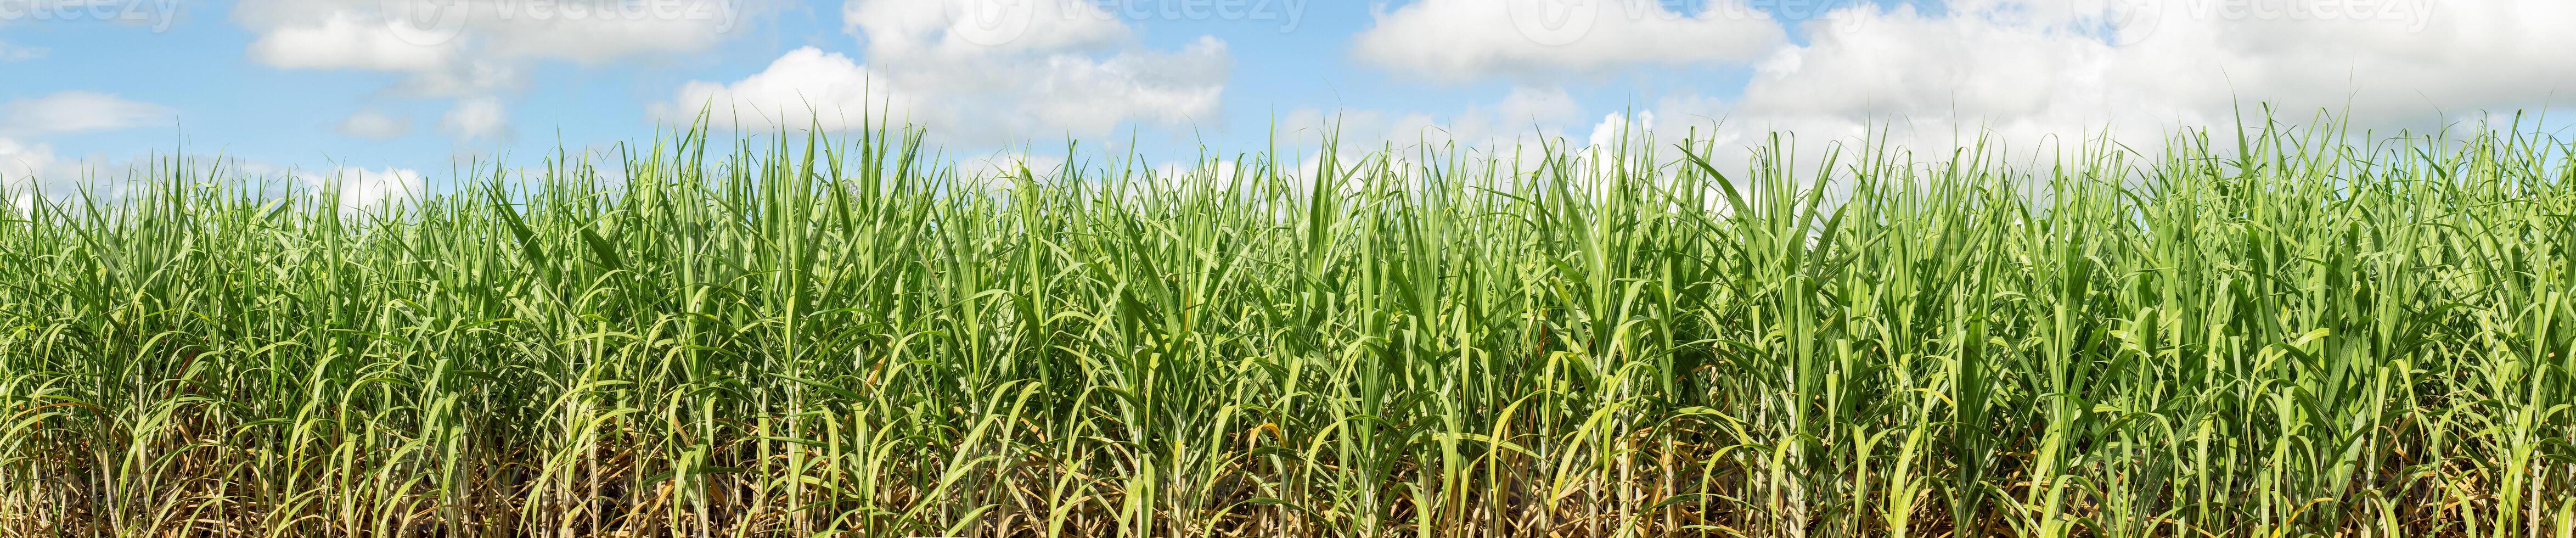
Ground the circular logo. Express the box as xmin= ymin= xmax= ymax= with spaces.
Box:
xmin=2103 ymin=0 xmax=2163 ymax=46
xmin=383 ymin=0 xmax=470 ymax=47
xmin=1813 ymin=3 xmax=1872 ymax=38
xmin=1507 ymin=0 xmax=1599 ymax=47
xmin=949 ymin=0 xmax=1035 ymax=48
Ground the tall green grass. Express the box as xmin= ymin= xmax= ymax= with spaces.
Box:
xmin=4 ymin=114 xmax=2575 ymax=537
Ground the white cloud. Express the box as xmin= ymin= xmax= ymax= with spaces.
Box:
xmin=246 ymin=11 xmax=455 ymax=71
xmin=1563 ymin=0 xmax=2576 ymax=171
xmin=238 ymin=0 xmax=745 ymax=73
xmin=0 ymin=136 xmax=426 ymax=214
xmin=0 ymin=92 xmax=173 ymax=206
xmin=662 ymin=47 xmax=891 ymax=132
xmin=440 ymin=97 xmax=508 ymax=140
xmin=235 ymin=0 xmax=756 ymax=142
xmin=657 ymin=0 xmax=1228 ymax=146
xmin=475 ymin=3 xmax=741 ymax=63
xmin=0 ymin=137 xmax=140 ymax=210
xmin=336 ymin=110 xmax=412 ymax=139
xmin=310 ymin=166 xmax=425 ymax=209
xmin=0 ymin=40 xmax=43 ymax=61
xmin=0 ymin=138 xmax=58 ymax=184
xmin=1283 ymin=87 xmax=1583 ymax=152
xmin=1495 ymin=86 xmax=1582 ymax=130
xmin=1267 ymin=87 xmax=1608 ymax=185
xmin=842 ymin=0 xmax=1127 ymax=58
xmin=958 ymin=149 xmax=1068 ymax=180
xmin=1326 ymin=0 xmax=2576 ymax=180
xmin=0 ymin=137 xmax=54 ymax=211
xmin=0 ymin=91 xmax=174 ymax=137
xmin=1353 ymin=0 xmax=1786 ymax=82
xmin=1586 ymin=110 xmax=1653 ymax=149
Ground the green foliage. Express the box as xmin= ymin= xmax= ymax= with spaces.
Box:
xmin=4 ymin=115 xmax=2575 ymax=537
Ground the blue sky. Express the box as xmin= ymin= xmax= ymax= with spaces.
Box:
xmin=3 ymin=0 xmax=2571 ymax=198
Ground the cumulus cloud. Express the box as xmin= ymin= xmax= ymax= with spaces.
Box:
xmin=0 ymin=132 xmax=421 ymax=214
xmin=0 ymin=91 xmax=174 ymax=137
xmin=246 ymin=11 xmax=457 ymax=71
xmin=662 ymin=47 xmax=898 ymax=131
xmin=235 ymin=0 xmax=755 ymax=142
xmin=0 ymin=138 xmax=142 ymax=210
xmin=310 ymin=166 xmax=426 ymax=209
xmin=0 ymin=40 xmax=43 ymax=61
xmin=440 ymin=97 xmax=507 ymax=140
xmin=1352 ymin=0 xmax=1786 ymax=82
xmin=0 ymin=92 xmax=175 ymax=206
xmin=0 ymin=138 xmax=59 ymax=184
xmin=843 ymin=0 xmax=1128 ymax=58
xmin=0 ymin=138 xmax=56 ymax=211
xmin=237 ymin=0 xmax=744 ymax=73
xmin=1281 ymin=86 xmax=1582 ymax=151
xmin=1586 ymin=110 xmax=1655 ymax=149
xmin=337 ymin=110 xmax=412 ymax=139
xmin=1564 ymin=0 xmax=2576 ymax=169
xmin=1265 ymin=87 xmax=1610 ymax=183
xmin=657 ymin=0 xmax=1228 ymax=146
xmin=958 ymin=150 xmax=1069 ymax=180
